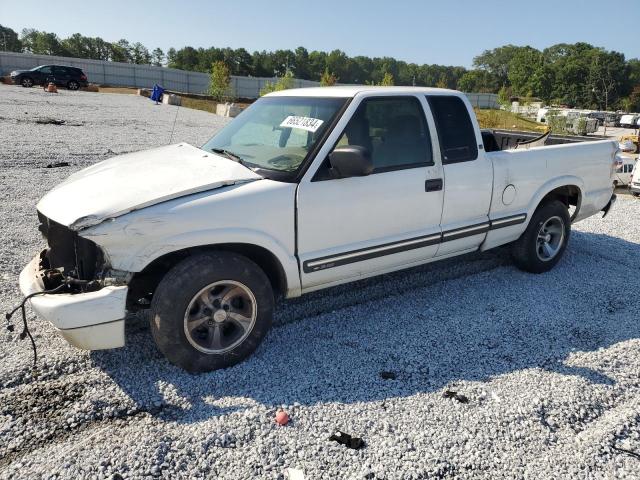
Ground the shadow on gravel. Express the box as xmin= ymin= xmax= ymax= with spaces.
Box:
xmin=91 ymin=232 xmax=640 ymax=423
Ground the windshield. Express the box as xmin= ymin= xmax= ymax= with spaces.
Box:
xmin=202 ymin=96 xmax=347 ymax=173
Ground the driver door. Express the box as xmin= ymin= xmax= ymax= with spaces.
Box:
xmin=296 ymin=95 xmax=444 ymax=290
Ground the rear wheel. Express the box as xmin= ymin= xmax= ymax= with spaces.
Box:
xmin=149 ymin=252 xmax=274 ymax=373
xmin=21 ymin=77 xmax=33 ymax=88
xmin=511 ymin=200 xmax=570 ymax=273
xmin=67 ymin=80 xmax=79 ymax=90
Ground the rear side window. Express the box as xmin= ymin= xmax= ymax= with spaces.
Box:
xmin=427 ymin=96 xmax=478 ymax=164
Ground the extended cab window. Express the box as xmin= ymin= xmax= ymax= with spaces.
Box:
xmin=334 ymin=96 xmax=433 ymax=172
xmin=427 ymin=96 xmax=478 ymax=164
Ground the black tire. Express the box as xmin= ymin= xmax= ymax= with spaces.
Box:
xmin=67 ymin=80 xmax=79 ymax=91
xmin=511 ymin=200 xmax=570 ymax=274
xmin=149 ymin=251 xmax=274 ymax=373
xmin=21 ymin=77 xmax=33 ymax=88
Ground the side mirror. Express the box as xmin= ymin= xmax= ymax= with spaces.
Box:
xmin=328 ymin=146 xmax=373 ymax=178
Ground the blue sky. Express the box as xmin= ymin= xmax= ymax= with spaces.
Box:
xmin=1 ymin=0 xmax=639 ymax=67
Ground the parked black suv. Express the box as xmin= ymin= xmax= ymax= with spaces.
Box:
xmin=10 ymin=65 xmax=88 ymax=90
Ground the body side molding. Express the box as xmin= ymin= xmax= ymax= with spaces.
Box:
xmin=303 ymin=213 xmax=527 ymax=273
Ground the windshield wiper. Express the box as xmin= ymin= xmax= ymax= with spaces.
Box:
xmin=211 ymin=148 xmax=246 ymax=165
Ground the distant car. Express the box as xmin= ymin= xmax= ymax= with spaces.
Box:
xmin=631 ymin=158 xmax=640 ymax=197
xmin=620 ymin=114 xmax=639 ymax=129
xmin=613 ymin=158 xmax=636 ymax=187
xmin=10 ymin=65 xmax=88 ymax=90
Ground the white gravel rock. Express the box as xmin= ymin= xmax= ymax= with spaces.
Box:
xmin=1 ymin=84 xmax=640 ymax=479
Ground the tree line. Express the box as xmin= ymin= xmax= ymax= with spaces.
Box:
xmin=2 ymin=24 xmax=639 ymax=110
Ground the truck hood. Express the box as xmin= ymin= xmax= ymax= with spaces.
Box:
xmin=37 ymin=143 xmax=262 ymax=230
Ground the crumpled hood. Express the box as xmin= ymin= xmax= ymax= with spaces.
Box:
xmin=37 ymin=143 xmax=261 ymax=230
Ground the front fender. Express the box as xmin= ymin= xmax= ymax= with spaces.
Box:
xmin=79 ymin=179 xmax=301 ymax=296
xmin=90 ymin=227 xmax=302 ymax=298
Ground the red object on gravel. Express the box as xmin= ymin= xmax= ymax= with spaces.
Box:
xmin=275 ymin=410 xmax=289 ymax=426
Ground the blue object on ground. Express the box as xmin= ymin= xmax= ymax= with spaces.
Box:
xmin=151 ymin=84 xmax=164 ymax=103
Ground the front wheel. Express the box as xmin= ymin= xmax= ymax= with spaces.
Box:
xmin=67 ymin=80 xmax=79 ymax=90
xmin=21 ymin=77 xmax=33 ymax=88
xmin=511 ymin=200 xmax=570 ymax=273
xmin=149 ymin=252 xmax=274 ymax=373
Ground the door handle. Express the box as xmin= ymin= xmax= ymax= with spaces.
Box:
xmin=425 ymin=178 xmax=443 ymax=192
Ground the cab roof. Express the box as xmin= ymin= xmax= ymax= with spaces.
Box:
xmin=265 ymin=85 xmax=461 ymax=98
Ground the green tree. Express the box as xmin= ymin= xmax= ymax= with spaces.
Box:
xmin=167 ymin=46 xmax=199 ymax=70
xmin=497 ymin=85 xmax=511 ymax=106
xmin=326 ymin=49 xmax=351 ymax=82
xmin=473 ymin=45 xmax=525 ymax=86
xmin=61 ymin=33 xmax=90 ymax=58
xmin=626 ymin=86 xmax=640 ymax=111
xmin=380 ymin=72 xmax=394 ymax=86
xmin=320 ymin=68 xmax=337 ymax=86
xmin=507 ymin=47 xmax=543 ymax=97
xmin=110 ymin=39 xmax=133 ymax=62
xmin=293 ymin=46 xmax=310 ymax=79
xmin=628 ymin=59 xmax=640 ymax=87
xmin=151 ymin=48 xmax=165 ymax=67
xmin=260 ymin=71 xmax=295 ymax=96
xmin=130 ymin=42 xmax=151 ymax=64
xmin=20 ymin=29 xmax=66 ymax=55
xmin=308 ymin=50 xmax=328 ymax=80
xmin=457 ymin=69 xmax=499 ymax=92
xmin=0 ymin=25 xmax=22 ymax=52
xmin=208 ymin=60 xmax=232 ymax=100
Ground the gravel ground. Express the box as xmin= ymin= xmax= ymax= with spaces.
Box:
xmin=1 ymin=84 xmax=640 ymax=479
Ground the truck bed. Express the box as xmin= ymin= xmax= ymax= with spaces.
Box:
xmin=481 ymin=129 xmax=608 ymax=152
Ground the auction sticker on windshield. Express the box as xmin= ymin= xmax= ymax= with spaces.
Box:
xmin=280 ymin=116 xmax=324 ymax=132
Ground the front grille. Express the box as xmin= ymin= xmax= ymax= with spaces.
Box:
xmin=38 ymin=211 xmax=103 ymax=280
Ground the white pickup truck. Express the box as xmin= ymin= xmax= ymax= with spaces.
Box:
xmin=19 ymin=86 xmax=619 ymax=372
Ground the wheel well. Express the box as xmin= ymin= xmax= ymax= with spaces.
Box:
xmin=126 ymin=244 xmax=287 ymax=309
xmin=538 ymin=185 xmax=582 ymax=221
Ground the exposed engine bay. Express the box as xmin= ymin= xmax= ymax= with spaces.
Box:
xmin=37 ymin=211 xmax=129 ymax=293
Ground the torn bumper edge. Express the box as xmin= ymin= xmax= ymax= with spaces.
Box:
xmin=18 ymin=252 xmax=127 ymax=350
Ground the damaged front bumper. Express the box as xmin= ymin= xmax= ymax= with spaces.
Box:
xmin=19 ymin=251 xmax=128 ymax=350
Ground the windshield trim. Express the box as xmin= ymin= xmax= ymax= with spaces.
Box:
xmin=201 ymin=96 xmax=351 ymax=183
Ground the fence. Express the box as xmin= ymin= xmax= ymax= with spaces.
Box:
xmin=0 ymin=51 xmax=320 ymax=98
xmin=0 ymin=51 xmax=498 ymax=106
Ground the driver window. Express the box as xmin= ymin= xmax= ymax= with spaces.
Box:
xmin=334 ymin=97 xmax=433 ymax=172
